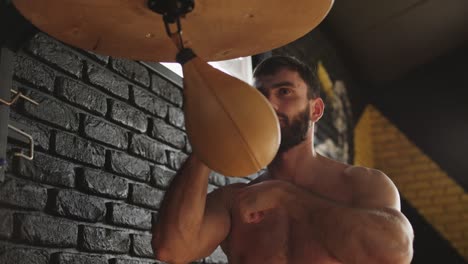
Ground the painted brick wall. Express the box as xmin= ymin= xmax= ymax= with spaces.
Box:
xmin=0 ymin=32 xmax=243 ymax=264
xmin=355 ymin=105 xmax=468 ymax=261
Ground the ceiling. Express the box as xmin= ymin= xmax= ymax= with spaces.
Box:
xmin=322 ymin=0 xmax=468 ymax=192
xmin=323 ymin=0 xmax=468 ymax=85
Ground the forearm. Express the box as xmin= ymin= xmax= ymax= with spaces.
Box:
xmin=279 ymin=183 xmax=413 ymax=264
xmin=153 ymin=155 xmax=211 ymax=256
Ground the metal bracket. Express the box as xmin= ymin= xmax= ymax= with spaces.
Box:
xmin=8 ymin=124 xmax=34 ymax=160
xmin=0 ymin=89 xmax=39 ymax=106
xmin=0 ymin=47 xmax=39 ymax=181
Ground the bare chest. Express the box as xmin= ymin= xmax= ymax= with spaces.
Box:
xmin=223 ymin=208 xmax=342 ymax=264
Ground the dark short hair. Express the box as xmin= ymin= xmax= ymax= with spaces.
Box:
xmin=253 ymin=56 xmax=320 ymax=99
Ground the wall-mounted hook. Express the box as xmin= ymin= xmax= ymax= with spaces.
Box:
xmin=0 ymin=89 xmax=39 ymax=106
xmin=8 ymin=124 xmax=34 ymax=160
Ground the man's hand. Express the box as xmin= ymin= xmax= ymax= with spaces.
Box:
xmin=236 ymin=180 xmax=286 ymax=224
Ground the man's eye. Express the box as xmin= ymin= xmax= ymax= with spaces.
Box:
xmin=278 ymin=88 xmax=291 ymax=96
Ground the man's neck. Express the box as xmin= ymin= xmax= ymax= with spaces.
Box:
xmin=267 ymin=133 xmax=322 ymax=184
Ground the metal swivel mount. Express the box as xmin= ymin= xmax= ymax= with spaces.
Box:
xmin=147 ymin=0 xmax=194 ymax=22
xmin=147 ymin=0 xmax=197 ymax=62
xmin=147 ymin=0 xmax=194 ymax=37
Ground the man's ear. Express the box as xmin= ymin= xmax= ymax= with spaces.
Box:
xmin=309 ymin=98 xmax=324 ymax=122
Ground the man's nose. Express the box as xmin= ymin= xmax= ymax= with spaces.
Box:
xmin=266 ymin=95 xmax=279 ymax=111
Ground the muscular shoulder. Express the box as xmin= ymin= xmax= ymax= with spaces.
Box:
xmin=343 ymin=166 xmax=401 ymax=211
xmin=207 ymin=183 xmax=248 ymax=210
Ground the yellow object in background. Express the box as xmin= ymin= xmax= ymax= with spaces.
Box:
xmin=317 ymin=61 xmax=335 ymax=100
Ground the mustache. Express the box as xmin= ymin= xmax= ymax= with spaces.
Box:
xmin=275 ymin=112 xmax=289 ymax=123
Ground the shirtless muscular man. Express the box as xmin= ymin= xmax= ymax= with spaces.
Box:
xmin=153 ymin=56 xmax=414 ymax=264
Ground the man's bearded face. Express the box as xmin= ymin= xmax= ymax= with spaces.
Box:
xmin=277 ymin=103 xmax=310 ymax=153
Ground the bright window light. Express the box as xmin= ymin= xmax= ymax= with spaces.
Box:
xmin=161 ymin=56 xmax=253 ymax=85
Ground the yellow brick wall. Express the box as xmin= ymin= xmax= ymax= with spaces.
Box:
xmin=354 ymin=105 xmax=468 ymax=259
xmin=353 ymin=104 xmax=375 ymax=168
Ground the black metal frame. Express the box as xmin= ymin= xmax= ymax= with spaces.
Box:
xmin=0 ymin=47 xmax=14 ymax=182
xmin=0 ymin=0 xmax=37 ymax=51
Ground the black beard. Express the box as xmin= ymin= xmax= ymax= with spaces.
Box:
xmin=277 ymin=106 xmax=310 ymax=153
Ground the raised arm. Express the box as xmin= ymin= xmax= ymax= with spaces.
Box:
xmin=152 ymin=155 xmax=243 ymax=263
xmin=237 ymin=166 xmax=414 ymax=264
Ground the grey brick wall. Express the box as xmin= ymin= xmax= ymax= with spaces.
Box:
xmin=1 ymin=28 xmax=353 ymax=264
xmin=0 ymin=32 xmax=230 ymax=264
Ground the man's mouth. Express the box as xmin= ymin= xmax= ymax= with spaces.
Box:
xmin=276 ymin=113 xmax=288 ymax=126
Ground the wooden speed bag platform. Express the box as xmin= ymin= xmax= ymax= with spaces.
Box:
xmin=11 ymin=0 xmax=333 ymax=62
